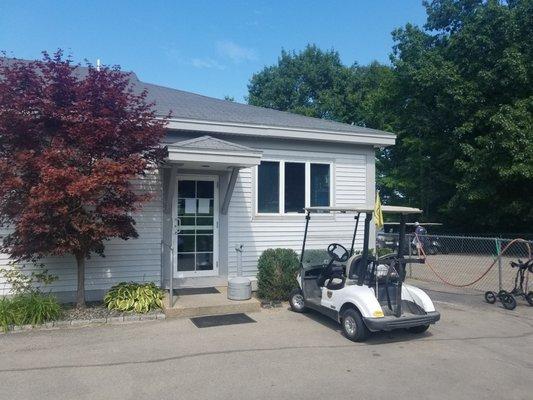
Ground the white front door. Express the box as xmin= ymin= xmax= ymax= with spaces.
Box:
xmin=174 ymin=175 xmax=219 ymax=278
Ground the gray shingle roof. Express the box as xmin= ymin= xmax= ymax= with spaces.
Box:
xmin=1 ymin=58 xmax=393 ymax=137
xmin=138 ymin=82 xmax=393 ymax=136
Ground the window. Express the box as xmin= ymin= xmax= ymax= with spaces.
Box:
xmin=257 ymin=161 xmax=279 ymax=213
xmin=257 ymin=161 xmax=331 ymax=214
xmin=284 ymin=162 xmax=305 ymax=213
xmin=311 ymin=163 xmax=330 ymax=206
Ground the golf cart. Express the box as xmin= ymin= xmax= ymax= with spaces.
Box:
xmin=289 ymin=205 xmax=440 ymax=341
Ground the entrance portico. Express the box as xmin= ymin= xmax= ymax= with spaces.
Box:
xmin=160 ymin=135 xmax=262 ymax=298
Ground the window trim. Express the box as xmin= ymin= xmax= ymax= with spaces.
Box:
xmin=254 ymin=159 xmax=334 ymax=216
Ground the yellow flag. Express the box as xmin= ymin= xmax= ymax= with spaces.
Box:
xmin=374 ymin=191 xmax=384 ymax=230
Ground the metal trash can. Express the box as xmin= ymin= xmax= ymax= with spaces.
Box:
xmin=228 ymin=243 xmax=252 ymax=300
xmin=227 ymin=276 xmax=252 ymax=300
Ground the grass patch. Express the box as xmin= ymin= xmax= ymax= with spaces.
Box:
xmin=0 ymin=292 xmax=61 ymax=331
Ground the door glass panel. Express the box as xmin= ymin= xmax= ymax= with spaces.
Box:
xmin=197 ymin=181 xmax=214 ymax=198
xmin=177 ymin=254 xmax=195 ymax=271
xmin=178 ymin=180 xmax=195 ymax=198
xmin=177 ymin=179 xmax=215 ymax=274
xmin=196 ymin=253 xmax=213 ymax=270
xmin=196 ymin=235 xmax=213 ymax=252
xmin=180 ymin=217 xmax=196 ymax=227
xmin=196 ymin=217 xmax=213 ymax=226
xmin=178 ymin=235 xmax=195 ymax=253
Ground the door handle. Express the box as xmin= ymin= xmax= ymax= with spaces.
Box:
xmin=175 ymin=217 xmax=181 ymax=234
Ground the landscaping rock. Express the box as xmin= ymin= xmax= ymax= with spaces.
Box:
xmin=123 ymin=314 xmax=141 ymax=322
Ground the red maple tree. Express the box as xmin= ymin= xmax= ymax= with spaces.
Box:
xmin=0 ymin=51 xmax=168 ymax=307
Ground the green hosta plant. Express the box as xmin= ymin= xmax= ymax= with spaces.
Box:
xmin=104 ymin=282 xmax=164 ymax=313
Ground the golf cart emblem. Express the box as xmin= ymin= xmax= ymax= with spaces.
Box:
xmin=327 ymin=290 xmax=333 ymax=299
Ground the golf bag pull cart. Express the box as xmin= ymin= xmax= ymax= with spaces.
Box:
xmin=485 ymin=258 xmax=533 ymax=310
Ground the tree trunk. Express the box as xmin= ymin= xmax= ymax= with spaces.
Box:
xmin=75 ymin=253 xmax=86 ymax=308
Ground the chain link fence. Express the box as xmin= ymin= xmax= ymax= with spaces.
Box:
xmin=376 ymin=233 xmax=533 ymax=293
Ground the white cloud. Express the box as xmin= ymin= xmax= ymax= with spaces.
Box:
xmin=190 ymin=58 xmax=225 ymax=70
xmin=216 ymin=40 xmax=257 ymax=63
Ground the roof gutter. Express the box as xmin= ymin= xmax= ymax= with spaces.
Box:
xmin=162 ymin=117 xmax=396 ymax=147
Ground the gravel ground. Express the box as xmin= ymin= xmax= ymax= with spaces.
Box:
xmin=61 ymin=302 xmax=162 ymax=321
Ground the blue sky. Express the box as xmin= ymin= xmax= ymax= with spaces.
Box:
xmin=0 ymin=1 xmax=427 ymax=102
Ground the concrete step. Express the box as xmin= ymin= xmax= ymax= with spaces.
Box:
xmin=162 ymin=286 xmax=261 ymax=319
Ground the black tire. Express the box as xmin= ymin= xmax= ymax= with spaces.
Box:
xmin=501 ymin=294 xmax=517 ymax=310
xmin=525 ymin=291 xmax=533 ymax=306
xmin=407 ymin=324 xmax=430 ymax=334
xmin=485 ymin=291 xmax=497 ymax=304
xmin=497 ymin=289 xmax=508 ymax=297
xmin=340 ymin=308 xmax=369 ymax=342
xmin=427 ymin=246 xmax=437 ymax=255
xmin=289 ymin=288 xmax=306 ymax=313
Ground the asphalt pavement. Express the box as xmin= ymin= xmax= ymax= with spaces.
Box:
xmin=1 ymin=288 xmax=532 ymax=400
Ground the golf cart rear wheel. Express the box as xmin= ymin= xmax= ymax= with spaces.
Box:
xmin=525 ymin=291 xmax=533 ymax=306
xmin=289 ymin=288 xmax=306 ymax=313
xmin=484 ymin=291 xmax=497 ymax=304
xmin=407 ymin=324 xmax=430 ymax=334
xmin=341 ymin=309 xmax=369 ymax=342
xmin=501 ymin=294 xmax=517 ymax=310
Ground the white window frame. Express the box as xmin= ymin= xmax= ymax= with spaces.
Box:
xmin=254 ymin=159 xmax=334 ymax=216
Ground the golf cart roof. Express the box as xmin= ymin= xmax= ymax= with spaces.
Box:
xmin=381 ymin=206 xmax=422 ymax=214
xmin=304 ymin=205 xmax=423 ymax=214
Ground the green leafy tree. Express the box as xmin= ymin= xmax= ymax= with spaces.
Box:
xmin=385 ymin=0 xmax=533 ymax=231
xmin=248 ymin=2 xmax=532 ymax=233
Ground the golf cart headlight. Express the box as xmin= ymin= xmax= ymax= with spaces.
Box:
xmin=372 ymin=310 xmax=384 ymax=318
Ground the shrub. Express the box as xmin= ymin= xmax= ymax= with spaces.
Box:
xmin=257 ymin=248 xmax=300 ymax=301
xmin=0 ymin=293 xmax=61 ymax=331
xmin=104 ymin=282 xmax=164 ymax=313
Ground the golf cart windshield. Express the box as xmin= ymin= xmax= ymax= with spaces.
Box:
xmin=299 ymin=205 xmax=423 ymax=283
xmin=300 ymin=207 xmax=374 ymax=269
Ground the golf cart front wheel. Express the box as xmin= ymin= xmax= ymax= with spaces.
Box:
xmin=484 ymin=291 xmax=497 ymax=304
xmin=407 ymin=324 xmax=430 ymax=334
xmin=289 ymin=288 xmax=306 ymax=313
xmin=525 ymin=291 xmax=533 ymax=306
xmin=501 ymin=294 xmax=517 ymax=310
xmin=341 ymin=309 xmax=369 ymax=342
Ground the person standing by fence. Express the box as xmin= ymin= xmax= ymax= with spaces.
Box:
xmin=413 ymin=222 xmax=428 ymax=256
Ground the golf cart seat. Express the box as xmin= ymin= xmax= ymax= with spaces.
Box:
xmin=346 ymin=253 xmax=375 ymax=282
xmin=317 ymin=262 xmax=346 ymax=290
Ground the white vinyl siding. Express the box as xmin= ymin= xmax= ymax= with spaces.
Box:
xmin=228 ymin=150 xmax=368 ymax=277
xmin=0 ymin=172 xmax=162 ymax=297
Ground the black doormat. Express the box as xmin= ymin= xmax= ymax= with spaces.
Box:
xmin=174 ymin=287 xmax=220 ymax=295
xmin=190 ymin=313 xmax=256 ymax=328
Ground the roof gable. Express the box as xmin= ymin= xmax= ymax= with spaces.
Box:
xmin=170 ymin=135 xmax=259 ymax=153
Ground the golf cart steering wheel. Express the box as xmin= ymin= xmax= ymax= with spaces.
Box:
xmin=327 ymin=243 xmax=350 ymax=263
